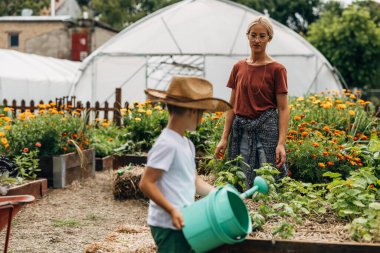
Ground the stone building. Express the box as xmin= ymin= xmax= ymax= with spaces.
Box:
xmin=0 ymin=16 xmax=118 ymax=61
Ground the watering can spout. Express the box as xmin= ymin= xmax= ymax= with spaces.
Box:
xmin=240 ymin=176 xmax=269 ymax=199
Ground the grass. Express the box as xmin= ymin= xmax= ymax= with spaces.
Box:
xmin=51 ymin=218 xmax=81 ymax=227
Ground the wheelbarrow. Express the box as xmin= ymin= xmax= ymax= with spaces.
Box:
xmin=0 ymin=195 xmax=35 ymax=253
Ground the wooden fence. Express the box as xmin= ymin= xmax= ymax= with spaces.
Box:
xmin=1 ymin=88 xmax=128 ymax=126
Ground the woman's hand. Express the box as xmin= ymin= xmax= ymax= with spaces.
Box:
xmin=170 ymin=208 xmax=185 ymax=230
xmin=215 ymin=139 xmax=228 ymax=159
xmin=275 ymin=144 xmax=286 ymax=169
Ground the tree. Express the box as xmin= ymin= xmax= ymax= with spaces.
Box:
xmin=232 ymin=0 xmax=322 ymax=34
xmin=307 ymin=4 xmax=380 ymax=89
xmin=0 ymin=0 xmax=50 ymax=16
xmin=91 ymin=0 xmax=179 ymax=30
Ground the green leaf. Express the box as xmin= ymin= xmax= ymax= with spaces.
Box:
xmin=368 ymin=202 xmax=380 ymax=210
xmin=352 ymin=200 xmax=365 ymax=207
xmin=323 ymin=172 xmax=342 ymax=179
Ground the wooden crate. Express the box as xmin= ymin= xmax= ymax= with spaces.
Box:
xmin=38 ymin=149 xmax=95 ymax=188
xmin=6 ymin=179 xmax=47 ymax=199
xmin=95 ymin=155 xmax=114 ymax=171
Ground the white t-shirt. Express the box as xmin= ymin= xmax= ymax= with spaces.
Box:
xmin=146 ymin=128 xmax=196 ymax=230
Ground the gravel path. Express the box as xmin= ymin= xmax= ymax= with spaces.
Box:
xmin=0 ymin=171 xmax=149 ymax=253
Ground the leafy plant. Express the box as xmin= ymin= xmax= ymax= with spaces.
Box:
xmin=13 ymin=150 xmax=40 ymax=180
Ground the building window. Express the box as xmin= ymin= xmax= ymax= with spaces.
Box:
xmin=8 ymin=33 xmax=19 ymax=48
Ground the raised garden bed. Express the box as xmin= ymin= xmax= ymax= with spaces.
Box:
xmin=211 ymin=238 xmax=380 ymax=253
xmin=112 ymin=154 xmax=147 ymax=169
xmin=5 ymin=178 xmax=47 ymax=199
xmin=38 ymin=149 xmax=95 ymax=188
xmin=95 ymin=155 xmax=113 ymax=171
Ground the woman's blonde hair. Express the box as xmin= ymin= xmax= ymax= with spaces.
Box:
xmin=246 ymin=16 xmax=274 ymax=40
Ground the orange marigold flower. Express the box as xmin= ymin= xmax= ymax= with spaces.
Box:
xmin=312 ymin=142 xmax=319 ymax=147
xmin=327 ymin=161 xmax=334 ymax=166
xmin=311 ymin=154 xmax=317 ymax=159
xmin=350 ymin=161 xmax=357 ymax=166
xmin=348 ymin=110 xmax=355 ymax=116
xmin=360 ymin=135 xmax=369 ymax=140
xmin=301 ymin=131 xmax=309 ymax=137
xmin=310 ymin=120 xmax=316 ymax=125
xmin=323 ymin=126 xmax=330 ymax=131
xmin=289 ymin=130 xmax=297 ymax=135
xmin=297 ymin=140 xmax=303 ymax=145
xmin=318 ymin=163 xmax=325 ymax=168
xmin=369 ymin=184 xmax=375 ymax=189
xmin=323 ymin=152 xmax=329 ymax=156
xmin=23 ymin=147 xmax=29 ymax=153
xmin=294 ymin=116 xmax=301 ymax=121
xmin=286 ymin=136 xmax=294 ymax=140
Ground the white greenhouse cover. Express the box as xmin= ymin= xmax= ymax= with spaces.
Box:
xmin=0 ymin=49 xmax=80 ymax=103
xmin=71 ymin=0 xmax=343 ymax=105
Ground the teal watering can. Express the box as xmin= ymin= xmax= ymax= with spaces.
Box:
xmin=181 ymin=176 xmax=269 ymax=253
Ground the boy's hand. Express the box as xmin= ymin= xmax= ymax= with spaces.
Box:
xmin=170 ymin=208 xmax=185 ymax=230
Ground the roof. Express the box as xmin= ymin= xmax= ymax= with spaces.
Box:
xmin=0 ymin=15 xmax=74 ymax=23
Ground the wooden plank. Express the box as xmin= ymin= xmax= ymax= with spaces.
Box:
xmin=6 ymin=179 xmax=48 ymax=199
xmin=95 ymin=156 xmax=113 ymax=171
xmin=210 ymin=238 xmax=380 ymax=253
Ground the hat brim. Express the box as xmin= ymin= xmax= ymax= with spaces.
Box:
xmin=145 ymin=89 xmax=232 ymax=112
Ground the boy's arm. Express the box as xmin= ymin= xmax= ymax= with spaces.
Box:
xmin=195 ymin=174 xmax=215 ymax=197
xmin=139 ymin=167 xmax=184 ymax=230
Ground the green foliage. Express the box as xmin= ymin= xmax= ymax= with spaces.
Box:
xmin=13 ymin=150 xmax=40 ymax=180
xmin=286 ymin=92 xmax=379 ymax=183
xmin=0 ymin=0 xmax=50 ymax=16
xmin=212 ymin=156 xmax=247 ymax=190
xmin=121 ymin=102 xmax=168 ymax=153
xmin=187 ymin=112 xmax=225 ymax=156
xmin=2 ymin=111 xmax=90 ymax=157
xmin=91 ymin=0 xmax=180 ymax=29
xmin=89 ymin=123 xmax=126 ymax=157
xmin=307 ymin=4 xmax=380 ymax=89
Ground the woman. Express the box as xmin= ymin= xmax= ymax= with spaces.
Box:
xmin=215 ymin=16 xmax=290 ymax=188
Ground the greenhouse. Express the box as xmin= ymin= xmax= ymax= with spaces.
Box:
xmin=71 ymin=0 xmax=344 ymax=105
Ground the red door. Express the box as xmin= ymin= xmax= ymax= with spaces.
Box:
xmin=71 ymin=32 xmax=89 ymax=61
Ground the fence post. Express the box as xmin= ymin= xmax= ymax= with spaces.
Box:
xmin=30 ymin=100 xmax=35 ymax=113
xmin=114 ymin=88 xmax=122 ymax=126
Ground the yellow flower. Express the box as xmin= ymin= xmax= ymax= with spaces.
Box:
xmin=4 ymin=125 xmax=11 ymax=130
xmin=120 ymin=108 xmax=127 ymax=113
xmin=154 ymin=105 xmax=163 ymax=110
xmin=50 ymin=102 xmax=56 ymax=106
xmin=350 ymin=94 xmax=356 ymax=99
xmin=3 ymin=117 xmax=11 ymax=122
xmin=325 ymin=96 xmax=332 ymax=101
xmin=146 ymin=109 xmax=153 ymax=116
xmin=4 ymin=107 xmax=10 ymax=112
xmin=135 ymin=117 xmax=141 ymax=122
xmin=318 ymin=163 xmax=326 ymax=168
xmin=1 ymin=138 xmax=8 ymax=145
xmin=294 ymin=116 xmax=301 ymax=121
xmin=313 ymin=100 xmax=321 ymax=104
xmin=102 ymin=123 xmax=109 ymax=127
xmin=296 ymin=97 xmax=304 ymax=102
xmin=335 ymin=100 xmax=343 ymax=104
xmin=337 ymin=104 xmax=346 ymax=110
xmin=0 ymin=132 xmax=5 ymax=137
xmin=138 ymin=109 xmax=146 ymax=113
xmin=323 ymin=102 xmax=333 ymax=109
xmin=215 ymin=112 xmax=224 ymax=116
xmin=348 ymin=110 xmax=355 ymax=116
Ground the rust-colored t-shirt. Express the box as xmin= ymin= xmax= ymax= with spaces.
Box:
xmin=227 ymin=60 xmax=288 ymax=119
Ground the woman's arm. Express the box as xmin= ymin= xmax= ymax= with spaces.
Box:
xmin=215 ymin=89 xmax=236 ymax=156
xmin=276 ymin=93 xmax=290 ymax=168
xmin=139 ymin=167 xmax=184 ymax=229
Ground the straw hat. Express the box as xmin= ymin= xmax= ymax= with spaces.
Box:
xmin=145 ymin=76 xmax=232 ymax=112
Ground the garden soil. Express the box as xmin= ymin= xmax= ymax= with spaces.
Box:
xmin=0 ymin=170 xmax=367 ymax=253
xmin=0 ymin=170 xmax=152 ymax=253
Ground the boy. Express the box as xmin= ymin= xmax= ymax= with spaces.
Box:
xmin=139 ymin=76 xmax=232 ymax=252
